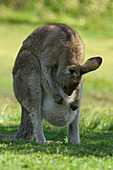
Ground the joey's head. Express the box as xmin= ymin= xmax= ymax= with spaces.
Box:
xmin=57 ymin=57 xmax=102 ymax=96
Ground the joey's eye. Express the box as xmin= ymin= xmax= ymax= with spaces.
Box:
xmin=67 ymin=66 xmax=80 ymax=76
xmin=69 ymin=69 xmax=76 ymax=74
xmin=70 ymin=69 xmax=79 ymax=75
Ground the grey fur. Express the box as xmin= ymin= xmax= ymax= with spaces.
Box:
xmin=0 ymin=24 xmax=102 ymax=144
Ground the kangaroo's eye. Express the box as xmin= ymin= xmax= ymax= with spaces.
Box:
xmin=67 ymin=66 xmax=80 ymax=76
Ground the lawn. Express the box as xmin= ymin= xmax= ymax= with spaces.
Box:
xmin=0 ymin=21 xmax=113 ymax=169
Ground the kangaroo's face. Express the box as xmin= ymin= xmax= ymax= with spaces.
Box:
xmin=57 ymin=57 xmax=102 ymax=96
xmin=57 ymin=65 xmax=81 ymax=95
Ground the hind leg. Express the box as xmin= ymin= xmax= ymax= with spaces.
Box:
xmin=13 ymin=51 xmax=46 ymax=143
xmin=13 ymin=106 xmax=34 ymax=140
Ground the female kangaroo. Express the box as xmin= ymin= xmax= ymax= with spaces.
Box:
xmin=0 ymin=24 xmax=102 ymax=143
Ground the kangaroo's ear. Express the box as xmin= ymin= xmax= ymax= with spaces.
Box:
xmin=80 ymin=57 xmax=102 ymax=75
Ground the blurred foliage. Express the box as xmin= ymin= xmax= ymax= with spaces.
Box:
xmin=0 ymin=0 xmax=36 ymax=10
xmin=0 ymin=0 xmax=113 ymax=36
xmin=0 ymin=0 xmax=113 ymax=13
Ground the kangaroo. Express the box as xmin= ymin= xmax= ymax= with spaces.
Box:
xmin=0 ymin=24 xmax=102 ymax=144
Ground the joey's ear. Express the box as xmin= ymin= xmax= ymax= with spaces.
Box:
xmin=80 ymin=57 xmax=102 ymax=74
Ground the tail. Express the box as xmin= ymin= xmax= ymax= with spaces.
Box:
xmin=0 ymin=106 xmax=34 ymax=140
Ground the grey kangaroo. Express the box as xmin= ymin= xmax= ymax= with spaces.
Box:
xmin=0 ymin=24 xmax=102 ymax=144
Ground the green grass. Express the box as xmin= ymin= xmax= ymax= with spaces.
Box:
xmin=0 ymin=21 xmax=113 ymax=169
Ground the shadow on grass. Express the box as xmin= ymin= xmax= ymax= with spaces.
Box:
xmin=0 ymin=124 xmax=113 ymax=157
xmin=0 ymin=125 xmax=18 ymax=136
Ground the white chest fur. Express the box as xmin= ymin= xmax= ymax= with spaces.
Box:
xmin=42 ymin=92 xmax=77 ymax=127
